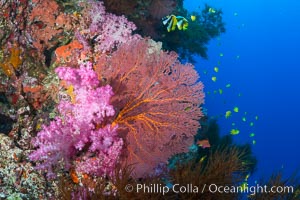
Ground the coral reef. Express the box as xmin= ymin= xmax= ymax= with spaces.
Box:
xmin=1 ymin=1 xmax=289 ymax=200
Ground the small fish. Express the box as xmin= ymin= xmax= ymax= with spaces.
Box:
xmin=70 ymin=168 xmax=79 ymax=184
xmin=213 ymin=90 xmax=217 ymax=94
xmin=207 ymin=91 xmax=211 ymax=95
xmin=242 ymin=117 xmax=246 ymax=122
xmin=162 ymin=15 xmax=177 ymax=32
xmin=203 ymin=70 xmax=208 ymax=74
xmin=219 ymin=53 xmax=224 ymax=57
xmin=252 ymin=140 xmax=256 ymax=145
xmin=240 ymin=182 xmax=248 ymax=192
xmin=184 ymin=106 xmax=191 ymax=111
xmin=176 ymin=16 xmax=189 ymax=30
xmin=191 ymin=15 xmax=196 ymax=21
xmin=233 ymin=107 xmax=239 ymax=112
xmin=209 ymin=7 xmax=216 ymax=13
xmin=225 ymin=111 xmax=232 ymax=119
xmin=245 ymin=173 xmax=250 ymax=180
xmin=250 ymin=122 xmax=254 ymax=126
xmin=255 ymin=115 xmax=259 ymax=120
xmin=238 ymin=93 xmax=242 ymax=97
xmin=214 ymin=67 xmax=219 ymax=72
xmin=212 ymin=76 xmax=217 ymax=82
xmin=236 ymin=55 xmax=240 ymax=59
xmin=36 ymin=123 xmax=41 ymax=130
xmin=199 ymin=155 xmax=207 ymax=163
xmin=226 ymin=83 xmax=231 ymax=88
xmin=232 ymin=122 xmax=236 ymax=126
xmin=219 ymin=89 xmax=223 ymax=94
xmin=230 ymin=128 xmax=240 ymax=135
xmin=249 ymin=133 xmax=255 ymax=137
xmin=73 ymin=11 xmax=81 ymax=18
xmin=162 ymin=15 xmax=188 ymax=32
xmin=197 ymin=139 xmax=211 ymax=149
xmin=234 ymin=12 xmax=238 ymax=16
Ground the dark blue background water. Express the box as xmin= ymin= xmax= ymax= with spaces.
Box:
xmin=184 ymin=0 xmax=300 ymax=182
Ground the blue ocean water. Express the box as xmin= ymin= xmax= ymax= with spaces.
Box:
xmin=184 ymin=0 xmax=300 ymax=181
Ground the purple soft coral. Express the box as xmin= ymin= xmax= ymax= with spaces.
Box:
xmin=82 ymin=0 xmax=140 ymax=53
xmin=29 ymin=62 xmax=123 ymax=178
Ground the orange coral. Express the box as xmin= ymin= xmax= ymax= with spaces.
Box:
xmin=0 ymin=45 xmax=22 ymax=76
xmin=70 ymin=168 xmax=79 ymax=184
xmin=23 ymin=85 xmax=49 ymax=109
xmin=54 ymin=40 xmax=83 ymax=63
xmin=28 ymin=0 xmax=73 ymax=52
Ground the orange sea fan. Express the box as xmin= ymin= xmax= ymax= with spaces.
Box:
xmin=95 ymin=39 xmax=204 ymax=177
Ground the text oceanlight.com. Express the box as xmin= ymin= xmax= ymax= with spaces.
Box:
xmin=124 ymin=183 xmax=294 ymax=196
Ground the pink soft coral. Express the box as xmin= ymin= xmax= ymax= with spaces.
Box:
xmin=29 ymin=62 xmax=123 ymax=178
xmin=79 ymin=0 xmax=140 ymax=53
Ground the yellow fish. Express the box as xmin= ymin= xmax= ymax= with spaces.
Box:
xmin=245 ymin=173 xmax=250 ymax=180
xmin=240 ymin=182 xmax=248 ymax=192
xmin=233 ymin=107 xmax=239 ymax=112
xmin=230 ymin=129 xmax=240 ymax=135
xmin=209 ymin=7 xmax=216 ymax=13
xmin=73 ymin=11 xmax=81 ymax=18
xmin=162 ymin=15 xmax=188 ymax=32
xmin=212 ymin=76 xmax=217 ymax=82
xmin=214 ymin=67 xmax=219 ymax=72
xmin=184 ymin=106 xmax=191 ymax=111
xmin=176 ymin=16 xmax=189 ymax=30
xmin=191 ymin=15 xmax=196 ymax=21
xmin=225 ymin=111 xmax=232 ymax=119
xmin=36 ymin=123 xmax=42 ymax=130
xmin=199 ymin=155 xmax=207 ymax=163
